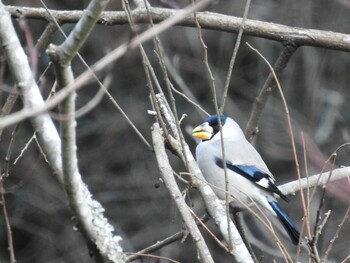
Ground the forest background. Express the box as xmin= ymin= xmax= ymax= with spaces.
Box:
xmin=0 ymin=0 xmax=350 ymax=262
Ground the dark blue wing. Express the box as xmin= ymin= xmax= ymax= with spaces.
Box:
xmin=215 ymin=158 xmax=289 ymax=202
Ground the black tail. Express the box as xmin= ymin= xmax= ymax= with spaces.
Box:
xmin=269 ymin=201 xmax=300 ymax=245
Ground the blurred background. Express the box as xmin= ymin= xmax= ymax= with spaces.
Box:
xmin=1 ymin=0 xmax=350 ymax=262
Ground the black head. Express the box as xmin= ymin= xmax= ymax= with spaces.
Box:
xmin=204 ymin=114 xmax=227 ymax=137
xmin=192 ymin=114 xmax=228 ymax=141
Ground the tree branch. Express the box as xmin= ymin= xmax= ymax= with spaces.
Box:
xmin=126 ymin=231 xmax=184 ymax=262
xmin=0 ymin=1 xmax=126 ymax=261
xmin=151 ymin=123 xmax=214 ymax=263
xmin=47 ymin=0 xmax=127 ymax=261
xmin=0 ymin=0 xmax=210 ymax=131
xmin=35 ymin=22 xmax=58 ymax=56
xmin=48 ymin=0 xmax=110 ymax=66
xmin=0 ymin=178 xmax=16 ymax=263
xmin=0 ymin=2 xmax=63 ymax=180
xmin=245 ymin=44 xmax=298 ymax=140
xmin=6 ymin=5 xmax=350 ymax=52
xmin=279 ymin=167 xmax=350 ymax=196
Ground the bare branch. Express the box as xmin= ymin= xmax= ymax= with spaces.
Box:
xmin=194 ymin=7 xmax=235 ymax=249
xmin=0 ymin=178 xmax=16 ymax=263
xmin=279 ymin=167 xmax=350 ymax=196
xmin=322 ymin=206 xmax=350 ymax=262
xmin=35 ymin=22 xmax=59 ymax=56
xmin=245 ymin=44 xmax=297 ymax=140
xmin=340 ymin=255 xmax=350 ymax=263
xmin=0 ymin=0 xmax=211 ymax=130
xmin=0 ymin=2 xmax=63 ymax=180
xmin=126 ymin=231 xmax=184 ymax=262
xmin=151 ymin=123 xmax=214 ymax=263
xmin=74 ymin=73 xmax=111 ymax=118
xmin=220 ymin=0 xmax=251 ymax=113
xmin=46 ymin=0 xmax=128 ymax=261
xmin=0 ymin=0 xmax=127 ymax=261
xmin=6 ymin=5 xmax=350 ymax=52
xmin=47 ymin=0 xmax=110 ymax=66
xmin=0 ymin=92 xmax=18 ymax=138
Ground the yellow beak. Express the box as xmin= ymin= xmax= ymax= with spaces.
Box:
xmin=192 ymin=122 xmax=213 ymax=140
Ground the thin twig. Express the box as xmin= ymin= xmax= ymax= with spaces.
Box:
xmin=13 ymin=133 xmax=35 ymax=165
xmin=322 ymin=206 xmax=350 ymax=262
xmin=301 ymin=143 xmax=350 ymax=243
xmin=163 ymin=52 xmax=209 ymax=117
xmin=0 ymin=177 xmax=16 ymax=263
xmin=19 ymin=19 xmax=37 ymax=77
xmin=219 ymin=0 xmax=251 ymax=252
xmin=246 ymin=43 xmax=303 ymax=248
xmin=0 ymin=92 xmax=18 ymax=138
xmin=220 ymin=0 xmax=251 ymax=113
xmin=170 ymin=84 xmax=210 ymax=117
xmin=127 ymin=212 xmax=211 ymax=262
xmin=13 ymin=79 xmax=55 ymax=166
xmin=133 ymin=0 xmax=150 ymax=8
xmin=35 ymin=21 xmax=58 ymax=56
xmin=245 ymin=44 xmax=297 ymax=141
xmin=126 ymin=231 xmax=183 ymax=262
xmin=301 ymin=132 xmax=312 ymax=238
xmin=309 ymin=210 xmax=331 ymax=263
xmin=5 ymin=125 xmax=19 ymax=177
xmin=189 ymin=209 xmax=229 ymax=253
xmin=193 ymin=3 xmax=234 ymax=251
xmin=127 ymin=252 xmax=180 ymax=263
xmin=312 ymin=156 xmax=336 ymax=222
xmin=310 ymin=188 xmax=328 ymax=259
xmin=308 ymin=155 xmax=337 ymax=260
xmin=74 ymin=71 xmax=112 ymax=118
xmin=318 ymin=210 xmax=332 ymax=242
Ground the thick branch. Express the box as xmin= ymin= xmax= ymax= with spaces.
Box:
xmin=279 ymin=167 xmax=350 ymax=196
xmin=0 ymin=2 xmax=63 ymax=181
xmin=0 ymin=1 xmax=126 ymax=262
xmin=6 ymin=5 xmax=350 ymax=52
xmin=53 ymin=0 xmax=110 ymax=65
xmin=48 ymin=0 xmax=127 ymax=261
xmin=0 ymin=1 xmax=209 ymax=131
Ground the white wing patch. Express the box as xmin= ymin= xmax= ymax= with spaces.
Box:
xmin=256 ymin=177 xmax=270 ymax=189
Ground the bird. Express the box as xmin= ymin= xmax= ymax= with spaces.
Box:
xmin=192 ymin=114 xmax=300 ymax=245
